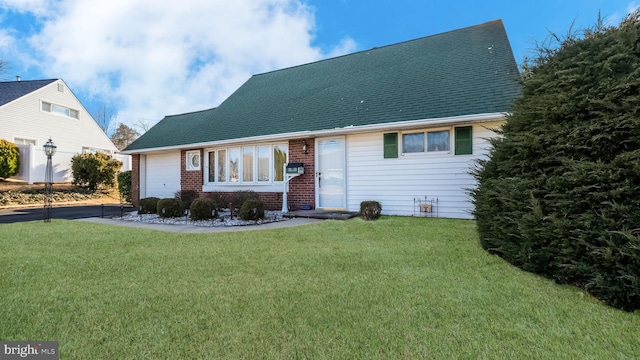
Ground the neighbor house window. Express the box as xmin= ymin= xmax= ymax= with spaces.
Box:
xmin=13 ymin=138 xmax=36 ymax=145
xmin=383 ymin=133 xmax=398 ymax=158
xmin=454 ymin=126 xmax=473 ymax=155
xmin=42 ymin=101 xmax=79 ymax=119
xmin=207 ymin=144 xmax=287 ymax=184
xmin=82 ymin=147 xmax=109 ymax=154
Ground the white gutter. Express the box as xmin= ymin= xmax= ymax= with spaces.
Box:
xmin=121 ymin=112 xmax=507 ymax=155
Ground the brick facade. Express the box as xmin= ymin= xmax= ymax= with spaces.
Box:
xmin=131 ymin=154 xmax=140 ymax=206
xmin=287 ymin=138 xmax=315 ymax=210
xmin=181 ymin=149 xmax=204 ymax=197
xmin=133 ymin=139 xmax=317 ymax=211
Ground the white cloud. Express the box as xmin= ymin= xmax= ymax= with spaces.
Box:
xmin=0 ymin=0 xmax=52 ymax=16
xmin=606 ymin=1 xmax=640 ymax=26
xmin=2 ymin=0 xmax=356 ymax=128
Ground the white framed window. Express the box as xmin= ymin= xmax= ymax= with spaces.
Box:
xmin=82 ymin=147 xmax=110 ymax=154
xmin=205 ymin=144 xmax=288 ymax=185
xmin=401 ymin=129 xmax=451 ymax=154
xmin=186 ymin=150 xmax=201 ymax=171
xmin=41 ymin=101 xmax=79 ymax=119
xmin=257 ymin=146 xmax=270 ymax=182
xmin=13 ymin=137 xmax=36 ymax=145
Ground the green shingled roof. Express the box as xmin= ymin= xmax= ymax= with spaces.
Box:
xmin=126 ymin=20 xmax=520 ymax=152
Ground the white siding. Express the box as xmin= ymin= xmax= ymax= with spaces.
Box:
xmin=0 ymin=79 xmax=123 ymax=182
xmin=145 ymin=151 xmax=181 ymax=199
xmin=346 ymin=121 xmax=502 ymax=219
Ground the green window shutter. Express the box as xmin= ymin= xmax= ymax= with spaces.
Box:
xmin=454 ymin=126 xmax=473 ymax=155
xmin=383 ymin=133 xmax=398 ymax=158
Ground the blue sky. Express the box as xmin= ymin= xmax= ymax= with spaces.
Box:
xmin=0 ymin=0 xmax=637 ymax=132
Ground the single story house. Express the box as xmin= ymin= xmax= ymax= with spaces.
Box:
xmin=123 ymin=20 xmax=521 ymax=218
xmin=0 ymin=78 xmax=129 ymax=183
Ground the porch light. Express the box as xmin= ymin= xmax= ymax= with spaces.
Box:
xmin=43 ymin=138 xmax=57 ymax=157
xmin=302 ymin=141 xmax=308 ymax=154
xmin=43 ymin=138 xmax=56 ymax=222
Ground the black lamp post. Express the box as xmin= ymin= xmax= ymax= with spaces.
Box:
xmin=43 ymin=138 xmax=57 ymax=222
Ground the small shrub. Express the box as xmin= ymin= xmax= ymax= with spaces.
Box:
xmin=238 ymin=199 xmax=265 ymax=221
xmin=139 ymin=197 xmax=160 ymax=214
xmin=360 ymin=201 xmax=382 ymax=220
xmin=157 ymin=197 xmax=184 ymax=218
xmin=0 ymin=139 xmax=20 ymax=180
xmin=175 ymin=190 xmax=198 ymax=210
xmin=71 ymin=152 xmax=122 ymax=191
xmin=206 ymin=192 xmax=229 ymax=211
xmin=190 ymin=198 xmax=217 ymax=221
xmin=231 ymin=190 xmax=259 ymax=211
xmin=117 ymin=171 xmax=132 ymax=202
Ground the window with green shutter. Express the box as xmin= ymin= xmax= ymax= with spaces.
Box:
xmin=454 ymin=126 xmax=472 ymax=155
xmin=383 ymin=133 xmax=398 ymax=158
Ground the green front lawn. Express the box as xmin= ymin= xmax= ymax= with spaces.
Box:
xmin=1 ymin=218 xmax=638 ymax=359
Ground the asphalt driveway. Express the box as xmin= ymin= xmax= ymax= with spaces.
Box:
xmin=0 ymin=205 xmax=134 ymax=224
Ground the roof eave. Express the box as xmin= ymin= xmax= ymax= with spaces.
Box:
xmin=121 ymin=112 xmax=507 ymax=155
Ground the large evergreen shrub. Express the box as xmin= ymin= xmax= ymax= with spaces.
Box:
xmin=71 ymin=152 xmax=122 ymax=191
xmin=472 ymin=12 xmax=640 ymax=311
xmin=0 ymin=139 xmax=20 ymax=180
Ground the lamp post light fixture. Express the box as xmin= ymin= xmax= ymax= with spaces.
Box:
xmin=43 ymin=138 xmax=57 ymax=222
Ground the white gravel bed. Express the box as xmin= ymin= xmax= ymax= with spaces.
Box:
xmin=115 ymin=209 xmax=288 ymax=227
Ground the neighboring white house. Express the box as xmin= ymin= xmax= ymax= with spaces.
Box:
xmin=0 ymin=78 xmax=130 ymax=183
xmin=123 ymin=20 xmax=522 ymax=219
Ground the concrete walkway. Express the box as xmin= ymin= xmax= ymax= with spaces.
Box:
xmin=77 ymin=216 xmax=324 ymax=233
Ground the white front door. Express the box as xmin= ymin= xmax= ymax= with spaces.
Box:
xmin=316 ymin=137 xmax=346 ymax=209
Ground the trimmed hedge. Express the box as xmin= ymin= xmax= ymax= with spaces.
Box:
xmin=157 ymin=198 xmax=184 ymax=218
xmin=231 ymin=190 xmax=259 ymax=211
xmin=238 ymin=199 xmax=264 ymax=221
xmin=190 ymin=198 xmax=217 ymax=221
xmin=360 ymin=201 xmax=382 ymax=220
xmin=175 ymin=190 xmax=198 ymax=210
xmin=139 ymin=197 xmax=159 ymax=214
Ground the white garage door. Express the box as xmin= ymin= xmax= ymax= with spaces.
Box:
xmin=145 ymin=151 xmax=181 ymax=199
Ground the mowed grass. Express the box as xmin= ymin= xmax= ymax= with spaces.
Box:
xmin=1 ymin=218 xmax=638 ymax=359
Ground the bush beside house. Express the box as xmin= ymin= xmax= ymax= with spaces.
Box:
xmin=0 ymin=139 xmax=20 ymax=180
xmin=117 ymin=170 xmax=132 ymax=202
xmin=472 ymin=11 xmax=640 ymax=311
xmin=71 ymin=152 xmax=122 ymax=191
